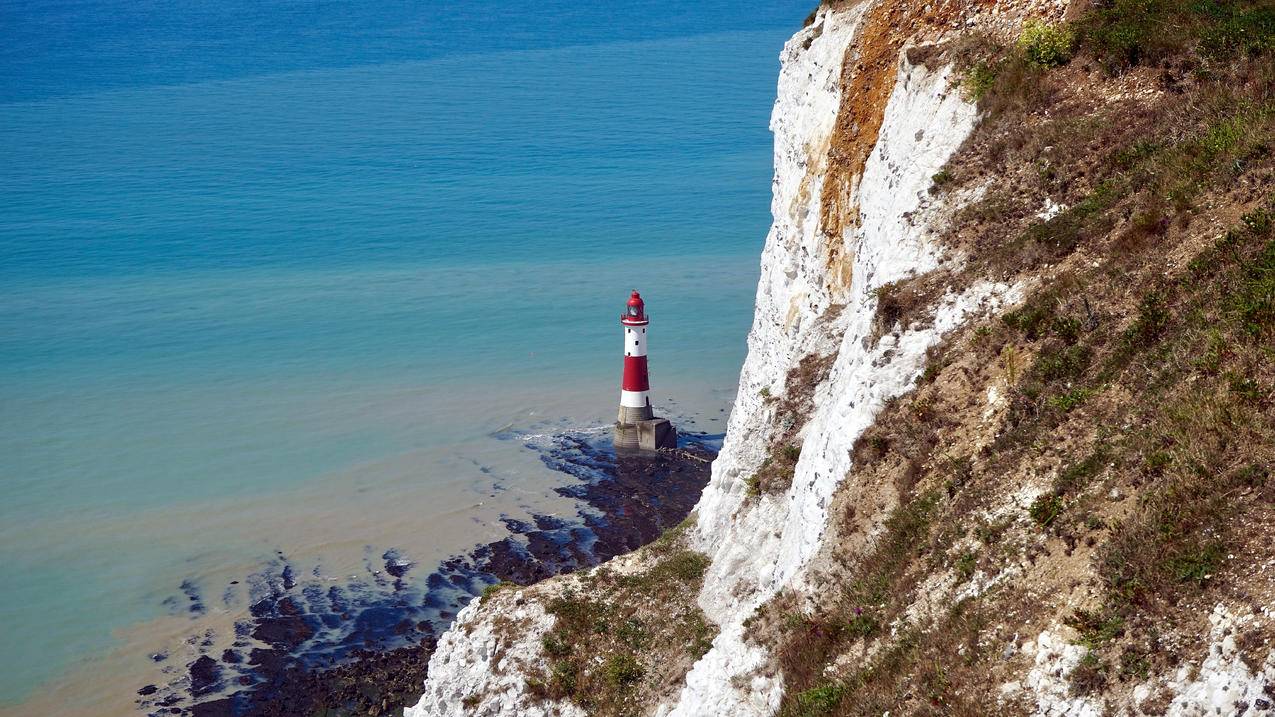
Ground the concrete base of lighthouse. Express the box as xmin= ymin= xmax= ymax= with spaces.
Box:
xmin=614 ymin=417 xmax=676 ymax=452
xmin=615 ymin=402 xmax=676 ymax=452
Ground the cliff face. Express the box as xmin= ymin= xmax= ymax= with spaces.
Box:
xmin=407 ymin=1 xmax=1275 ymax=715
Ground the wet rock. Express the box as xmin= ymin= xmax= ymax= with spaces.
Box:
xmin=189 ymin=655 xmax=222 ymax=696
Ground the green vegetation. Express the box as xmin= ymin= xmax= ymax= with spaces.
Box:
xmin=1017 ymin=20 xmax=1076 ymax=67
xmin=528 ymin=545 xmax=717 ymax=715
xmin=1028 ymin=494 xmax=1064 ymax=527
xmin=791 ymin=683 xmax=847 ymax=716
xmin=1077 ymin=0 xmax=1275 ymax=70
xmin=962 ymin=60 xmax=999 ymax=101
xmin=481 ymin=581 xmax=516 ymax=600
xmin=602 ymin=653 xmax=644 ymax=686
xmin=746 ymin=442 xmax=803 ymax=498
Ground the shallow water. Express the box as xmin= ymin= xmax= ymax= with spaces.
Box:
xmin=0 ymin=1 xmax=805 ymax=711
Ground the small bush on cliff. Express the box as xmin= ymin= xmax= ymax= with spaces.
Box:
xmin=962 ymin=60 xmax=999 ymax=101
xmin=1017 ymin=20 xmax=1076 ymax=67
xmin=601 ymin=653 xmax=643 ymax=686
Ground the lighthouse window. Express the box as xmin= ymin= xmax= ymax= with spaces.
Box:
xmin=633 ymin=340 xmax=639 ymax=346
xmin=627 ymin=306 xmax=640 ymax=317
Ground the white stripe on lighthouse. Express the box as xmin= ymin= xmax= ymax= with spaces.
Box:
xmin=620 ymin=389 xmax=649 ymax=408
xmin=623 ymin=326 xmax=647 ymax=357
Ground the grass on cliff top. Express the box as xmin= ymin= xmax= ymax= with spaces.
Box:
xmin=526 ymin=525 xmax=715 ymax=716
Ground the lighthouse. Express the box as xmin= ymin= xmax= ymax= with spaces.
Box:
xmin=614 ymin=290 xmax=676 ymax=452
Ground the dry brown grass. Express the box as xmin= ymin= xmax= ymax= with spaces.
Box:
xmin=747 ymin=352 xmax=837 ymax=498
xmin=524 ymin=521 xmax=717 ymax=716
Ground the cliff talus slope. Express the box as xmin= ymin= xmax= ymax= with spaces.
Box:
xmin=406 ymin=1 xmax=1275 ymax=715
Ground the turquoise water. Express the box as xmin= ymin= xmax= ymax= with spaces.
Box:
xmin=0 ymin=2 xmax=805 ymax=709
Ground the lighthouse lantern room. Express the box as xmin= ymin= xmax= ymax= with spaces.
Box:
xmin=614 ymin=290 xmax=676 ymax=452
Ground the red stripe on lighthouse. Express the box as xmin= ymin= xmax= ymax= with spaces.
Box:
xmin=622 ymin=356 xmax=649 ymax=392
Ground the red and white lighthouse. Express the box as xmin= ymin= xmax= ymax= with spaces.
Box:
xmin=615 ymin=290 xmax=676 ymax=451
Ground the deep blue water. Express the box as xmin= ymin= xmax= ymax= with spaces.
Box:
xmin=0 ymin=0 xmax=806 ymax=708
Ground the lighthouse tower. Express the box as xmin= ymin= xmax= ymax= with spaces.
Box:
xmin=614 ymin=290 xmax=676 ymax=452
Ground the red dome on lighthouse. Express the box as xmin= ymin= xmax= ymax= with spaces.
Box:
xmin=621 ymin=290 xmax=647 ymax=324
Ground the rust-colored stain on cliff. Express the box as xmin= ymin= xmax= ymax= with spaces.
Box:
xmin=818 ymin=0 xmax=994 ymax=289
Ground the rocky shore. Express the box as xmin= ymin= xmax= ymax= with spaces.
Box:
xmin=137 ymin=430 xmax=715 ymax=717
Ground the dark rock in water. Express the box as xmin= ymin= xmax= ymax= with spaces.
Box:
xmin=281 ymin=564 xmax=297 ymax=591
xmin=500 ymin=516 xmax=535 ymax=534
xmin=189 ymin=655 xmax=222 ymax=696
xmin=150 ymin=651 xmax=168 ymax=662
xmin=190 ymin=697 xmax=235 ymax=717
xmin=250 ymin=615 xmax=311 ymax=649
xmin=221 ymin=649 xmax=241 ymax=664
xmin=181 ymin=579 xmax=206 ymax=616
xmin=137 ymin=684 xmax=158 ymax=696
xmin=247 ymin=647 xmax=287 ymax=673
xmin=382 ymin=549 xmax=413 ymax=578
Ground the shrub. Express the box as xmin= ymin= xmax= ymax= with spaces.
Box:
xmin=1049 ymin=387 xmax=1092 ymax=412
xmin=1121 ymin=288 xmax=1171 ymax=351
xmin=549 ymin=660 xmax=578 ymax=695
xmin=963 ymin=60 xmax=1000 ymax=101
xmin=1038 ymin=344 xmax=1092 ymax=382
xmin=747 ymin=442 xmax=804 ymax=497
xmin=873 ymin=280 xmax=928 ymax=333
xmin=1003 ymin=299 xmax=1054 ymax=340
xmin=1029 ymin=494 xmax=1065 ymax=527
xmin=481 ymin=581 xmax=515 ymax=599
xmin=542 ymin=633 xmax=570 ymax=658
xmin=1018 ymin=21 xmax=1076 ymax=67
xmin=1069 ymin=651 xmax=1109 ymax=695
xmin=649 ymin=550 xmax=711 ymax=583
xmin=792 ymin=683 xmax=846 ymax=715
xmin=1069 ymin=609 xmax=1125 ymax=649
xmin=1119 ymin=649 xmax=1151 ymax=679
xmin=954 ymin=551 xmax=978 ymax=581
xmin=1054 ymin=450 xmax=1107 ymax=495
xmin=602 ymin=653 xmax=644 ymax=687
xmin=1229 ymin=238 xmax=1274 ymax=339
xmin=846 ymin=610 xmax=880 ymax=639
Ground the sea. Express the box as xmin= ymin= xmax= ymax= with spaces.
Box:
xmin=0 ymin=2 xmax=808 ymax=713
